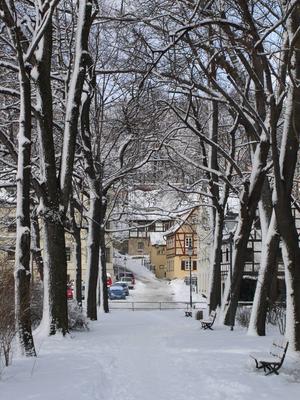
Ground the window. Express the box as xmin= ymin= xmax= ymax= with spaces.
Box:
xmin=181 ymin=260 xmax=191 ymax=271
xmin=185 ymin=236 xmax=193 ymax=248
xmin=138 ymin=241 xmax=144 ymax=250
xmin=167 ymin=237 xmax=174 ymax=248
xmin=6 ymin=250 xmax=15 ymax=260
xmin=226 ymin=248 xmax=229 ymax=262
xmin=245 ymin=247 xmax=254 ymax=262
xmin=181 ymin=259 xmax=197 ymax=271
xmin=66 ymin=247 xmax=71 ymax=262
xmin=105 ymin=247 xmax=111 ymax=263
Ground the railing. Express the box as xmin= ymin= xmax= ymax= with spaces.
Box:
xmin=108 ymin=301 xmax=207 ymax=311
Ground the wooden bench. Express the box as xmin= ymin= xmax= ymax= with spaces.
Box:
xmin=200 ymin=310 xmax=216 ymax=330
xmin=249 ymin=338 xmax=289 ymax=376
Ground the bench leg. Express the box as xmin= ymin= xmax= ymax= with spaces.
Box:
xmin=265 ymin=364 xmax=280 ymax=376
xmin=201 ymin=323 xmax=213 ymax=330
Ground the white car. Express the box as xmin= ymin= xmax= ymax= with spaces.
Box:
xmin=120 ymin=276 xmax=134 ymax=289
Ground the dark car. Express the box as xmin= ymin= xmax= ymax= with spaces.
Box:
xmin=108 ymin=285 xmax=126 ymax=300
xmin=112 ymin=282 xmax=129 ymax=296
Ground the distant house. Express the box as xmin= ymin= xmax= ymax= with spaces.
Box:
xmin=148 ymin=232 xmax=166 ymax=279
xmin=126 ymin=187 xmax=176 ymax=256
xmin=128 ymin=217 xmax=172 ymax=256
xmin=0 ymin=201 xmax=114 ymax=284
xmin=165 ymin=207 xmax=198 ymax=280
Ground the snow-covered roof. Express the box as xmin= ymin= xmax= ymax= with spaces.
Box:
xmin=164 ymin=207 xmax=198 ymax=236
xmin=149 ymin=232 xmax=166 ymax=246
xmin=126 ymin=187 xmax=199 ymax=221
xmin=227 ymin=196 xmax=240 ymax=213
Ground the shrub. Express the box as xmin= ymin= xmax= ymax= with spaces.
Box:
xmin=0 ymin=265 xmax=15 ymax=367
xmin=267 ymin=303 xmax=286 ymax=335
xmin=31 ymin=281 xmax=43 ymax=330
xmin=236 ymin=306 xmax=252 ymax=328
xmin=68 ymin=301 xmax=88 ymax=331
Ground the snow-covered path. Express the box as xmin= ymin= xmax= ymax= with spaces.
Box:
xmin=1 ymin=277 xmax=300 ymax=400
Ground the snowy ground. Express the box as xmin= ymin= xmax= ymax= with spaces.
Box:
xmin=1 ymin=275 xmax=300 ymax=400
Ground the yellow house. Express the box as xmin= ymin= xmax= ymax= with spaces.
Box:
xmin=0 ymin=201 xmax=114 ymax=284
xmin=63 ymin=229 xmax=114 ymax=284
xmin=165 ymin=208 xmax=198 ymax=280
xmin=148 ymin=232 xmax=166 ymax=279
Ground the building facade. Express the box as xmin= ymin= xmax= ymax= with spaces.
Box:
xmin=165 ymin=208 xmax=198 ymax=280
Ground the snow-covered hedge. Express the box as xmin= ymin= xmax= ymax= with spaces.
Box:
xmin=68 ymin=301 xmax=88 ymax=331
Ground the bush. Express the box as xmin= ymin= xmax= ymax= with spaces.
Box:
xmin=68 ymin=301 xmax=88 ymax=331
xmin=31 ymin=281 xmax=43 ymax=329
xmin=236 ymin=306 xmax=252 ymax=328
xmin=267 ymin=303 xmax=286 ymax=335
xmin=30 ymin=283 xmax=88 ymax=332
xmin=0 ymin=265 xmax=15 ymax=367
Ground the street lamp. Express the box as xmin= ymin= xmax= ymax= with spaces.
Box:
xmin=187 ymin=244 xmax=193 ymax=309
xmin=229 ymin=231 xmax=234 ymax=331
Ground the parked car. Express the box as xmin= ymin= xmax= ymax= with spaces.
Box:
xmin=67 ymin=286 xmax=73 ymax=300
xmin=120 ymin=276 xmax=134 ymax=290
xmin=108 ymin=285 xmax=126 ymax=300
xmin=112 ymin=282 xmax=129 ymax=296
xmin=117 ymin=271 xmax=135 ymax=285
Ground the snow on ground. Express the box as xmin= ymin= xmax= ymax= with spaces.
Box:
xmin=1 ymin=277 xmax=300 ymax=400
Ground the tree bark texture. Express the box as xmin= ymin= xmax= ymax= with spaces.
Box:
xmin=31 ymin=213 xmax=44 ymax=281
xmin=100 ymin=200 xmax=109 ymax=313
xmin=33 ymin=20 xmax=68 ymax=335
xmin=208 ymin=210 xmax=224 ymax=311
xmin=223 ymin=135 xmax=270 ymax=326
xmin=86 ymin=196 xmax=101 ymax=320
xmin=14 ymin=69 xmax=36 ymax=356
xmin=248 ymin=211 xmax=280 ymax=336
xmin=60 ymin=0 xmax=95 ymax=212
xmin=271 ymin=1 xmax=300 ymax=351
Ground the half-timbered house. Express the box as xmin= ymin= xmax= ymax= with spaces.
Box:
xmin=165 ymin=207 xmax=198 ymax=280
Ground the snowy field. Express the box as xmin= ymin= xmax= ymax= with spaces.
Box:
xmin=1 ymin=275 xmax=300 ymax=400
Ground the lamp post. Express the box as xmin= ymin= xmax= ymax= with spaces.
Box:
xmin=229 ymin=231 xmax=234 ymax=331
xmin=187 ymin=244 xmax=193 ymax=309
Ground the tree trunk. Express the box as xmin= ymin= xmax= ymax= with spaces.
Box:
xmin=222 ymin=135 xmax=270 ymax=327
xmin=14 ymin=69 xmax=36 ymax=357
xmin=270 ymin=1 xmax=300 ymax=351
xmin=31 ymin=213 xmax=44 ymax=281
xmin=70 ymin=200 xmax=83 ymax=304
xmin=100 ymin=200 xmax=109 ymax=313
xmin=60 ymin=0 xmax=95 ymax=212
xmin=43 ymin=219 xmax=68 ymax=335
xmin=74 ymin=227 xmax=83 ymax=305
xmin=248 ymin=211 xmax=280 ymax=336
xmin=86 ymin=195 xmax=102 ymax=320
xmin=33 ymin=20 xmax=69 ymax=335
xmin=208 ymin=210 xmax=224 ymax=311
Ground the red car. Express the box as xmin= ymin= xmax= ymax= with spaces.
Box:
xmin=67 ymin=286 xmax=73 ymax=300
